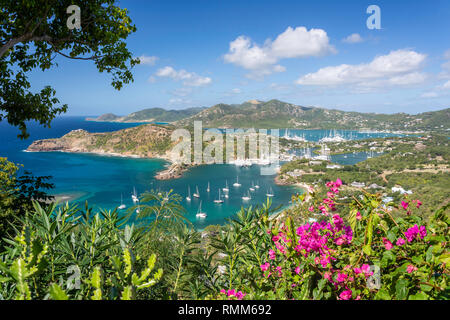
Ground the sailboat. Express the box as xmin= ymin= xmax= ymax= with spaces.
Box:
xmin=266 ymin=187 xmax=274 ymax=197
xmin=254 ymin=180 xmax=260 ymax=189
xmin=222 ymin=180 xmax=229 ymax=192
xmin=196 ymin=201 xmax=207 ymax=219
xmin=186 ymin=186 xmax=191 ymax=202
xmin=214 ymin=189 xmax=224 ymax=204
xmin=233 ymin=176 xmax=241 ymax=187
xmin=249 ymin=181 xmax=255 ymax=192
xmin=118 ymin=194 xmax=126 ymax=210
xmin=193 ymin=186 xmax=200 ymax=198
xmin=136 ymin=204 xmax=141 ymax=214
xmin=242 ymin=190 xmax=251 ymax=201
xmin=131 ymin=187 xmax=139 ymax=203
xmin=207 ymin=182 xmax=210 ymax=193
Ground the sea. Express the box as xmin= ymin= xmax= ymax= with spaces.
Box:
xmin=0 ymin=117 xmax=403 ymax=228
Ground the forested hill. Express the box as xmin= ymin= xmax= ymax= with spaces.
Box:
xmin=176 ymin=100 xmax=449 ymax=132
xmin=86 ymin=107 xmax=205 ymax=123
xmin=88 ymin=99 xmax=449 ymax=132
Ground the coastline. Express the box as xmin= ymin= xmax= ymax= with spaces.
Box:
xmin=269 ymin=182 xmax=311 ymax=221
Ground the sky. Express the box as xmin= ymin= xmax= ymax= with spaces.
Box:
xmin=29 ymin=0 xmax=450 ymax=116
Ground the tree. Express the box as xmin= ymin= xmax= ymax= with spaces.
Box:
xmin=0 ymin=157 xmax=54 ymax=238
xmin=0 ymin=0 xmax=139 ymax=138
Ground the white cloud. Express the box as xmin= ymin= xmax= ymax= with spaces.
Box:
xmin=420 ymin=91 xmax=438 ymax=98
xmin=137 ymin=55 xmax=159 ymax=66
xmin=171 ymin=87 xmax=193 ymax=97
xmin=342 ymin=33 xmax=364 ymax=44
xmin=270 ymin=27 xmax=336 ymax=58
xmin=231 ymin=88 xmax=241 ymax=94
xmin=420 ymin=81 xmax=450 ymax=99
xmin=224 ymin=26 xmax=335 ymax=78
xmin=442 ymin=80 xmax=450 ymax=89
xmin=444 ymin=49 xmax=450 ymax=60
xmin=155 ymin=66 xmax=212 ymax=87
xmin=296 ymin=49 xmax=427 ymax=89
xmin=168 ymin=98 xmax=192 ymax=106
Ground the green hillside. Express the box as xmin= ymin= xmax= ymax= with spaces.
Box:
xmin=176 ymin=99 xmax=449 ymax=132
xmin=88 ymin=107 xmax=206 ymax=123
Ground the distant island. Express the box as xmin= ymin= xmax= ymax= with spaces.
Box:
xmin=86 ymin=107 xmax=206 ymax=123
xmin=88 ymin=99 xmax=450 ymax=133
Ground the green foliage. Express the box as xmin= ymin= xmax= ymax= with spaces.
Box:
xmin=0 ymin=183 xmax=448 ymax=300
xmin=0 ymin=157 xmax=54 ymax=238
xmin=0 ymin=0 xmax=138 ymax=138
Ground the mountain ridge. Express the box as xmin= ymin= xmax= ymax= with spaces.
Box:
xmin=87 ymin=99 xmax=450 ymax=132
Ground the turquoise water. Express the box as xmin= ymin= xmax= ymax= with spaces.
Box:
xmin=0 ymin=117 xmax=397 ymax=227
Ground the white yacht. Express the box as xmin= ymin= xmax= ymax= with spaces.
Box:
xmin=196 ymin=201 xmax=207 ymax=219
xmin=222 ymin=180 xmax=229 ymax=192
xmin=186 ymin=186 xmax=191 ymax=202
xmin=206 ymin=182 xmax=210 ymax=193
xmin=242 ymin=191 xmax=251 ymax=201
xmin=118 ymin=194 xmax=126 ymax=210
xmin=193 ymin=186 xmax=200 ymax=198
xmin=214 ymin=189 xmax=224 ymax=204
xmin=254 ymin=181 xmax=260 ymax=189
xmin=266 ymin=187 xmax=274 ymax=197
xmin=233 ymin=176 xmax=241 ymax=187
xmin=131 ymin=187 xmax=139 ymax=203
xmin=249 ymin=181 xmax=255 ymax=192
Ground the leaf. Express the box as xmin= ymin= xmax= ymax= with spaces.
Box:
xmin=49 ymin=284 xmax=69 ymax=300
xmin=90 ymin=267 xmax=101 ymax=289
xmin=363 ymin=244 xmax=372 ymax=256
xmin=438 ymin=252 xmax=450 ymax=265
xmin=91 ymin=288 xmax=102 ymax=300
xmin=375 ymin=288 xmax=391 ymax=300
xmin=121 ymin=286 xmax=133 ymax=300
xmin=381 ymin=250 xmax=395 ymax=268
xmin=147 ymin=254 xmax=156 ymax=271
xmin=395 ymin=279 xmax=409 ymax=300
xmin=408 ymin=292 xmax=429 ymax=300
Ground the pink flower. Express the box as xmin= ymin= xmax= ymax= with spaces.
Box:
xmin=335 ymin=178 xmax=342 ymax=188
xmin=356 ymin=211 xmax=362 ymax=221
xmin=220 ymin=289 xmax=226 ymax=294
xmin=396 ymin=238 xmax=405 ymax=246
xmin=361 ymin=264 xmax=373 ymax=276
xmin=268 ymin=249 xmax=276 ymax=260
xmin=339 ymin=290 xmax=352 ymax=300
xmin=275 ymin=266 xmax=282 ymax=276
xmin=413 ymin=200 xmax=422 ymax=208
xmin=227 ymin=289 xmax=235 ymax=296
xmin=407 ymin=265 xmax=417 ymax=274
xmin=382 ymin=237 xmax=393 ymax=250
xmin=308 ymin=206 xmax=314 ymax=212
xmin=295 ymin=266 xmax=301 ymax=275
xmin=336 ymin=272 xmax=348 ymax=283
xmin=260 ymin=262 xmax=270 ymax=272
xmin=419 ymin=226 xmax=427 ymax=239
xmin=401 ymin=201 xmax=409 ymax=210
xmin=405 ymin=225 xmax=419 ymax=242
xmin=235 ymin=291 xmax=245 ymax=300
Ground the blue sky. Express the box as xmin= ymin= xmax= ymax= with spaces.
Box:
xmin=29 ymin=0 xmax=450 ymax=115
